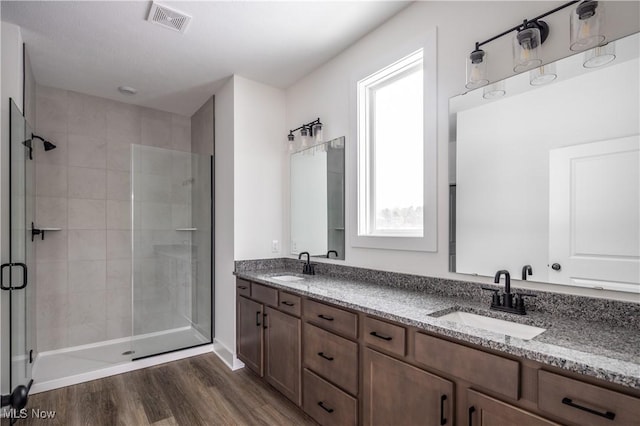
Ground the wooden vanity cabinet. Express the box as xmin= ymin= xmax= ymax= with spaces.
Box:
xmin=236 ymin=295 xmax=264 ymax=376
xmin=363 ymin=348 xmax=453 ymax=426
xmin=236 ymin=279 xmax=302 ymax=406
xmin=236 ymin=276 xmax=640 ymax=426
xmin=264 ymin=306 xmax=301 ymax=405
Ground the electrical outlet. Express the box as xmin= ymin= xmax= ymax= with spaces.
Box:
xmin=271 ymin=240 xmax=280 ymax=253
xmin=292 ymin=241 xmax=297 ymax=251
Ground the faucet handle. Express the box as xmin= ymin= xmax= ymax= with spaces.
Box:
xmin=515 ymin=293 xmax=537 ymax=313
xmin=481 ymin=287 xmax=501 ymax=307
xmin=515 ymin=292 xmax=537 ymax=299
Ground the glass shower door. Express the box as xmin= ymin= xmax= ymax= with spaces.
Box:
xmin=1 ymin=100 xmax=35 ymax=407
xmin=131 ymin=145 xmax=212 ymax=359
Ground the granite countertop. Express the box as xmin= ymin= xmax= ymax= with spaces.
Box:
xmin=235 ymin=269 xmax=640 ymax=390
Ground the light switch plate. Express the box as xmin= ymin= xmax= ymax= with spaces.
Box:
xmin=271 ymin=240 xmax=280 ymax=253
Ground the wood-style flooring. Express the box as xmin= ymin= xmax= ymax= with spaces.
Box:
xmin=14 ymin=353 xmax=317 ymax=426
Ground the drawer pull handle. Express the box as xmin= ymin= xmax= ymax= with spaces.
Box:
xmin=561 ymin=397 xmax=616 ymax=420
xmin=281 ymin=301 xmax=295 ymax=307
xmin=370 ymin=331 xmax=392 ymax=341
xmin=317 ymin=352 xmax=334 ymax=361
xmin=468 ymin=406 xmax=475 ymax=426
xmin=318 ymin=314 xmax=334 ymax=321
xmin=318 ymin=401 xmax=334 ymax=413
xmin=238 ymin=286 xmax=248 ymax=290
xmin=256 ymin=311 xmax=261 ymax=327
xmin=440 ymin=395 xmax=447 ymax=425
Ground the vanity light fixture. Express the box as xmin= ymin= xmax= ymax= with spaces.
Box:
xmin=465 ymin=1 xmax=611 ymax=90
xmin=513 ymin=21 xmax=547 ymax=72
xmin=570 ymin=1 xmax=605 ymax=51
xmin=465 ymin=44 xmax=489 ymax=89
xmin=287 ymin=118 xmax=323 ymax=152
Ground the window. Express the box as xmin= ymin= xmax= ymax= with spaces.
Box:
xmin=357 ymin=50 xmax=424 ymax=237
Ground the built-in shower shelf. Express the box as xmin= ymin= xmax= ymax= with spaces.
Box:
xmin=30 ymin=224 xmax=62 ymax=242
xmin=176 ymin=228 xmax=197 ymax=231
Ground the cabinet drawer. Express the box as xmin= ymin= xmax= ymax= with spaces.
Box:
xmin=303 ymin=323 xmax=358 ymax=395
xmin=251 ymin=282 xmax=278 ymax=307
xmin=468 ymin=389 xmax=559 ymax=426
xmin=364 ymin=316 xmax=406 ymax=357
xmin=236 ymin=278 xmax=251 ymax=297
xmin=304 ymin=299 xmax=358 ymax=339
xmin=414 ymin=332 xmax=520 ymax=400
xmin=303 ymin=369 xmax=357 ymax=426
xmin=278 ymin=291 xmax=301 ymax=317
xmin=538 ymin=370 xmax=640 ymax=426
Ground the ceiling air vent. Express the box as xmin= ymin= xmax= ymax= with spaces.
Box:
xmin=147 ymin=2 xmax=191 ymax=34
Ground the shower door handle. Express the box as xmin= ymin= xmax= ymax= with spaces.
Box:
xmin=0 ymin=262 xmax=27 ymax=290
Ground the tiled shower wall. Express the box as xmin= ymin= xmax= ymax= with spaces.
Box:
xmin=34 ymin=85 xmax=192 ymax=351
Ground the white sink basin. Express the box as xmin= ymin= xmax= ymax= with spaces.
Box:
xmin=438 ymin=311 xmax=546 ymax=340
xmin=272 ymin=275 xmax=305 ymax=282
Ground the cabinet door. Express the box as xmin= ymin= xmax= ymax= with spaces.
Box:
xmin=467 ymin=389 xmax=559 ymax=426
xmin=363 ymin=348 xmax=453 ymax=426
xmin=237 ymin=296 xmax=263 ymax=376
xmin=264 ymin=307 xmax=301 ymax=405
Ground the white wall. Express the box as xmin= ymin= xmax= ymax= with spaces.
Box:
xmin=213 ymin=77 xmax=235 ymax=364
xmin=214 ymin=75 xmax=286 ymax=366
xmin=1 ymin=20 xmax=24 ymax=396
xmin=284 ymin=1 xmax=640 ymax=301
xmin=233 ymin=75 xmax=286 ymax=260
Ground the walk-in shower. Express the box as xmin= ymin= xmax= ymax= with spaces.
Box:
xmin=2 ymin=91 xmax=214 ymax=401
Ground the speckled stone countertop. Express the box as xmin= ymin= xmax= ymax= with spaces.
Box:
xmin=234 ymin=267 xmax=640 ymax=391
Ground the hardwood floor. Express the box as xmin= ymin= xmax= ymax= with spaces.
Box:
xmin=14 ymin=353 xmax=317 ymax=426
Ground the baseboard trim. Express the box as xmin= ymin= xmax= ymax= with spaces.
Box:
xmin=212 ymin=340 xmax=244 ymax=371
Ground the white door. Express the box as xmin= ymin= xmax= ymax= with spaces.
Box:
xmin=549 ymin=135 xmax=640 ymax=293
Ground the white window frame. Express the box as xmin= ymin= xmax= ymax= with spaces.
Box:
xmin=349 ymin=28 xmax=437 ymax=252
xmin=359 ymin=52 xmax=424 ymax=238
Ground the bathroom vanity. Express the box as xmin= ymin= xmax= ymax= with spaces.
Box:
xmin=234 ymin=265 xmax=640 ymax=426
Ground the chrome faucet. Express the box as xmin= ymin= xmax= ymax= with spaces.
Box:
xmin=482 ymin=269 xmax=536 ymax=315
xmin=298 ymin=252 xmax=315 ymax=275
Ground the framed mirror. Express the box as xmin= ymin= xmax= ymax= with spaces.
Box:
xmin=291 ymin=136 xmax=345 ymax=260
xmin=449 ymin=32 xmax=639 ymax=293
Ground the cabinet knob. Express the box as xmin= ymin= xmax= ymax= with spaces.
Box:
xmin=551 ymin=263 xmax=562 ymax=271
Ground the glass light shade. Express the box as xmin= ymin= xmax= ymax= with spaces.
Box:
xmin=300 ymin=127 xmax=310 ymax=150
xmin=513 ymin=27 xmax=542 ymax=72
xmin=583 ymin=42 xmax=615 ymax=68
xmin=313 ymin=123 xmax=323 ymax=143
xmin=465 ymin=49 xmax=489 ymax=89
xmin=570 ymin=1 xmax=605 ymax=51
xmin=530 ymin=63 xmax=557 ymax=85
xmin=483 ymin=80 xmax=506 ymax=99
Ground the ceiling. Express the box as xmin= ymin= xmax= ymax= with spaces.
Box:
xmin=1 ymin=1 xmax=410 ymax=116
